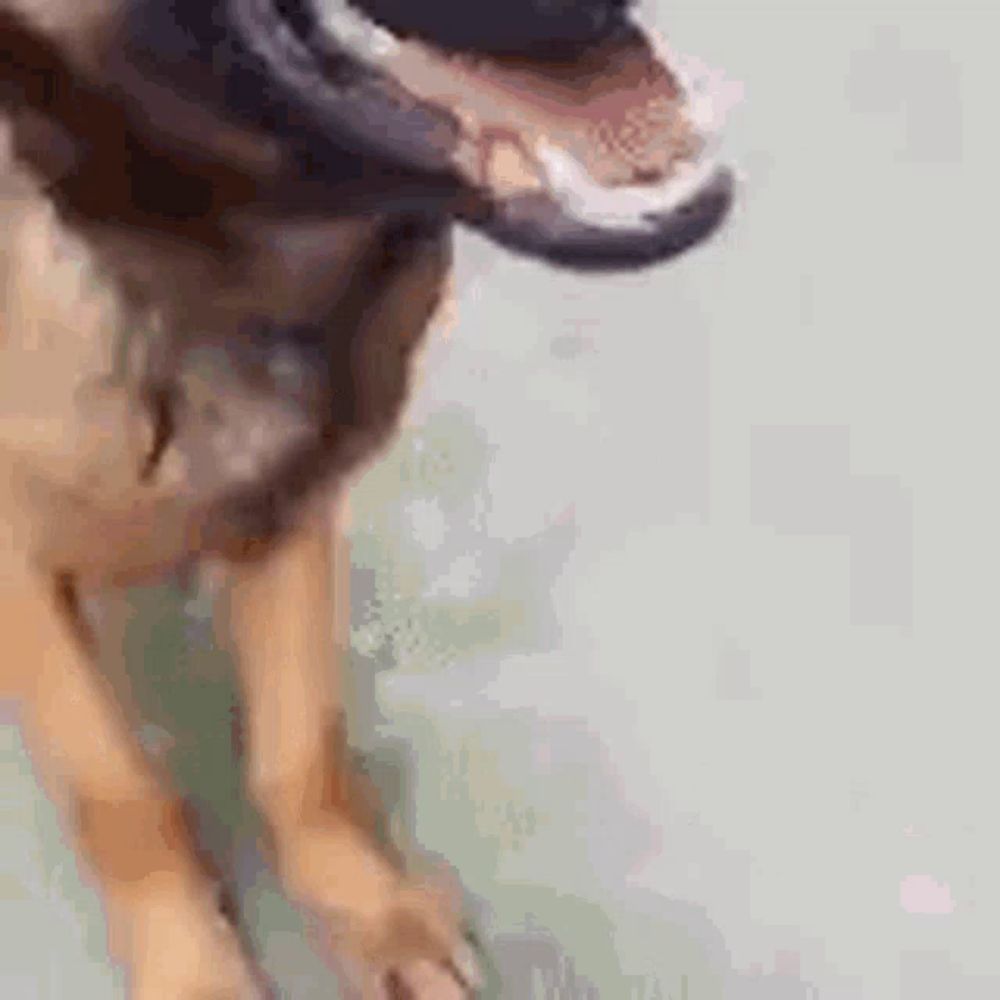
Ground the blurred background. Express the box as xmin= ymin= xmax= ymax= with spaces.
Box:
xmin=3 ymin=1 xmax=998 ymax=996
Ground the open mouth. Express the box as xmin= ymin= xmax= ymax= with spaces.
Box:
xmin=139 ymin=0 xmax=737 ymax=269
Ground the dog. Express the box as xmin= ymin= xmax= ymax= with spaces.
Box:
xmin=0 ymin=2 xmax=733 ymax=996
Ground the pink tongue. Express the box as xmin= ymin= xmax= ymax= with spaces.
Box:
xmin=380 ymin=29 xmax=702 ymax=194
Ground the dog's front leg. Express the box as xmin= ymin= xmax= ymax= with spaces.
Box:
xmin=2 ymin=572 xmax=263 ymax=999
xmin=225 ymin=503 xmax=478 ymax=998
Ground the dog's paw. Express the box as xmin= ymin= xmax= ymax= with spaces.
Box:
xmin=325 ymin=880 xmax=483 ymax=998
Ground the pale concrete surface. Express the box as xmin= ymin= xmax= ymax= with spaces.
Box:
xmin=3 ymin=1 xmax=999 ymax=997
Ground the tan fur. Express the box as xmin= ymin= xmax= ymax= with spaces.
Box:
xmin=0 ymin=93 xmax=470 ymax=998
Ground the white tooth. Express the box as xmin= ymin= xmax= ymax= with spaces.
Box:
xmin=692 ymin=126 xmax=724 ymax=167
xmin=687 ymin=90 xmax=721 ymax=135
xmin=672 ymin=54 xmax=745 ymax=136
xmin=368 ymin=24 xmax=400 ymax=58
xmin=316 ymin=1 xmax=400 ymax=63
xmin=535 ymin=141 xmax=721 ymax=231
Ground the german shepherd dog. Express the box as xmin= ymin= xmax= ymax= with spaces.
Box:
xmin=0 ymin=1 xmax=732 ymax=996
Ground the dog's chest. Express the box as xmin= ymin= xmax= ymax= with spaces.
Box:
xmin=0 ymin=169 xmax=390 ymax=578
xmin=160 ymin=323 xmax=332 ymax=500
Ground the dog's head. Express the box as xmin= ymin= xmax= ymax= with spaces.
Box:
xmin=2 ymin=0 xmax=733 ymax=270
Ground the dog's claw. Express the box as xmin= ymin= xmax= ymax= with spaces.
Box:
xmin=376 ymin=926 xmax=484 ymax=999
xmin=381 ymin=951 xmax=480 ymax=1000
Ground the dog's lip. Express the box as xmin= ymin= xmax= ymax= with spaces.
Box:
xmin=475 ymin=164 xmax=735 ymax=271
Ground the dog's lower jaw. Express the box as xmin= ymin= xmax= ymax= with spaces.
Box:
xmin=294 ymin=2 xmax=735 ymax=268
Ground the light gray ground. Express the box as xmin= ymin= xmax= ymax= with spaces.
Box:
xmin=2 ymin=2 xmax=998 ymax=997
